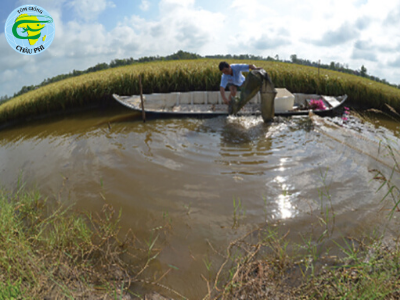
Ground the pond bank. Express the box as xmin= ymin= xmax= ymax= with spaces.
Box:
xmin=1 ymin=184 xmax=399 ymax=299
xmin=202 ymin=226 xmax=400 ymax=299
xmin=0 ymin=185 xmax=170 ymax=299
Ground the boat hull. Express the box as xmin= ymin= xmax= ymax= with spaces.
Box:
xmin=112 ymin=89 xmax=348 ymax=117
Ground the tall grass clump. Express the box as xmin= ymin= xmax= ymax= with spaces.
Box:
xmin=0 ymin=184 xmax=168 ymax=299
xmin=1 ymin=59 xmax=400 ymax=126
xmin=202 ymin=219 xmax=400 ymax=299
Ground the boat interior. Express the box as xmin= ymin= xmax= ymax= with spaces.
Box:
xmin=115 ymin=88 xmax=345 ymax=113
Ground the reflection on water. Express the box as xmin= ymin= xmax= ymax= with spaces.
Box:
xmin=272 ymin=175 xmax=295 ymax=219
xmin=0 ymin=108 xmax=400 ymax=298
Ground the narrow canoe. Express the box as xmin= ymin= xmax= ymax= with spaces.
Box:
xmin=113 ymin=88 xmax=348 ymax=117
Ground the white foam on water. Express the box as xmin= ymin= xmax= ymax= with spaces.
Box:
xmin=265 ymin=123 xmax=288 ymax=139
xmin=226 ymin=115 xmax=264 ymax=129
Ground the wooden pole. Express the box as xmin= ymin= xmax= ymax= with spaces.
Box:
xmin=139 ymin=75 xmax=146 ymax=123
xmin=318 ymin=59 xmax=320 ymax=77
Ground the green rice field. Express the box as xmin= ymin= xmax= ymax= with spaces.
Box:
xmin=1 ymin=59 xmax=400 ymax=125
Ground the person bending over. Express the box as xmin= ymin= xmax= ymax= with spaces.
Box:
xmin=219 ymin=61 xmax=262 ymax=105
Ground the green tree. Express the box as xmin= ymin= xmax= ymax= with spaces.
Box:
xmin=360 ymin=65 xmax=367 ymax=77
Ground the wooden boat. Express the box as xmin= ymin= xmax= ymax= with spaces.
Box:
xmin=112 ymin=88 xmax=348 ymax=117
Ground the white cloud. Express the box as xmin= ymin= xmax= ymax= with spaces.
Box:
xmin=17 ymin=0 xmax=67 ymax=9
xmin=252 ymin=34 xmax=291 ymax=51
xmin=52 ymin=21 xmax=113 ymax=57
xmin=112 ymin=1 xmax=225 ymax=56
xmin=67 ymin=0 xmax=116 ymax=21
xmin=0 ymin=70 xmax=18 ymax=83
xmin=140 ymin=0 xmax=150 ymax=11
xmin=159 ymin=0 xmax=195 ymax=11
xmin=308 ymin=23 xmax=359 ymax=47
xmin=2 ymin=0 xmax=400 ymax=97
xmin=351 ymin=48 xmax=378 ymax=62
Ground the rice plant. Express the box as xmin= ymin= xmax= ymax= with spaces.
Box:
xmin=1 ymin=59 xmax=400 ymax=126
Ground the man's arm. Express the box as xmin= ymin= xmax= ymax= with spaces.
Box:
xmin=249 ymin=64 xmax=262 ymax=71
xmin=220 ymin=86 xmax=230 ymax=105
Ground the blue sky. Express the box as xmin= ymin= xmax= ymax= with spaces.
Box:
xmin=1 ymin=0 xmax=400 ymax=98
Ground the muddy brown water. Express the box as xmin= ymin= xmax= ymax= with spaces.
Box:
xmin=1 ymin=107 xmax=400 ymax=298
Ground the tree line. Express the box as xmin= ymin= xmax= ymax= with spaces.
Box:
xmin=0 ymin=50 xmax=397 ymax=103
xmin=288 ymin=54 xmax=389 ymax=84
xmin=208 ymin=53 xmax=390 ymax=86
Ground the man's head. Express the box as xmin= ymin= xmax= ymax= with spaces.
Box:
xmin=219 ymin=61 xmax=231 ymax=75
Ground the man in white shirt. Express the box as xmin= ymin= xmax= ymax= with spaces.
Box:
xmin=219 ymin=61 xmax=262 ymax=105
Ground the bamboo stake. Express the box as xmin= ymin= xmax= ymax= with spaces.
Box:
xmin=139 ymin=75 xmax=146 ymax=123
xmin=318 ymin=59 xmax=320 ymax=76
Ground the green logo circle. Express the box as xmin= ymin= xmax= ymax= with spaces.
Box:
xmin=4 ymin=5 xmax=55 ymax=55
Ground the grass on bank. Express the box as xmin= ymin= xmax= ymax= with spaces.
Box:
xmin=202 ymin=226 xmax=400 ymax=300
xmin=0 ymin=183 xmax=173 ymax=299
xmin=1 ymin=59 xmax=400 ymax=125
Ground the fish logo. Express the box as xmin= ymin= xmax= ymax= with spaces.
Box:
xmin=5 ymin=5 xmax=55 ymax=55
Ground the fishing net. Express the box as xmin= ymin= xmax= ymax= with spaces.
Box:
xmin=229 ymin=70 xmax=277 ymax=121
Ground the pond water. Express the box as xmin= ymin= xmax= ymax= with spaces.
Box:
xmin=1 ymin=107 xmax=400 ymax=298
